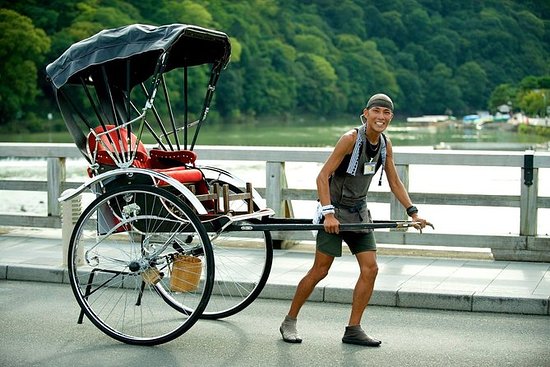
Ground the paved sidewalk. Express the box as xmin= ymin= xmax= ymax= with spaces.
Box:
xmin=1 ymin=227 xmax=549 ymax=315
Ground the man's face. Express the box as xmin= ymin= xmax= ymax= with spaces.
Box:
xmin=364 ymin=106 xmax=393 ymax=132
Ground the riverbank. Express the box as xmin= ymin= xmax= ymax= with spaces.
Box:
xmin=2 ymin=117 xmax=550 ymax=148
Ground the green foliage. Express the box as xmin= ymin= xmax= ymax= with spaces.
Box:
xmin=490 ymin=75 xmax=550 ymax=116
xmin=488 ymin=84 xmax=517 ymax=112
xmin=518 ymin=90 xmax=549 ymax=116
xmin=518 ymin=123 xmax=550 ymax=137
xmin=423 ymin=63 xmax=463 ymax=115
xmin=1 ymin=0 xmax=549 ymax=131
xmin=155 ymin=0 xmax=214 ymax=26
xmin=0 ymin=8 xmax=50 ymax=124
xmin=455 ymin=61 xmax=489 ymax=111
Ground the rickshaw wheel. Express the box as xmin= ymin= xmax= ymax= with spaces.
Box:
xmin=67 ymin=185 xmax=214 ymax=346
xmin=200 ymin=179 xmax=273 ymax=319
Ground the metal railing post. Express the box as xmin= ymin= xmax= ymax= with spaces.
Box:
xmin=390 ymin=163 xmax=409 ymax=224
xmin=520 ymin=151 xmax=538 ymax=236
xmin=47 ymin=157 xmax=66 ymax=217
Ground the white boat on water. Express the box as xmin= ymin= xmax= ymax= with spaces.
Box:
xmin=462 ymin=112 xmax=514 ymax=130
xmin=462 ymin=114 xmax=480 ymax=125
xmin=406 ymin=115 xmax=454 ymax=124
xmin=462 ymin=112 xmax=494 ymax=126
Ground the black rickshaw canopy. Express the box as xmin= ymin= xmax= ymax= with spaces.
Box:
xmin=46 ymin=23 xmax=231 ymax=90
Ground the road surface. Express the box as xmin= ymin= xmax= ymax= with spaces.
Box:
xmin=0 ymin=280 xmax=548 ymax=366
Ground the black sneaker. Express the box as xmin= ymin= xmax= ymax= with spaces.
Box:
xmin=342 ymin=325 xmax=381 ymax=347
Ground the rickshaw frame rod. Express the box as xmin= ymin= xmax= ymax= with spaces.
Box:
xmin=225 ymin=218 xmax=418 ymax=232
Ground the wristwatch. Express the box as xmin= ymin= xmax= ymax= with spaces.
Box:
xmin=406 ymin=205 xmax=418 ymax=216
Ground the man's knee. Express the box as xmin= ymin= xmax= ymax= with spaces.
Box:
xmin=360 ymin=263 xmax=378 ymax=280
xmin=308 ymin=265 xmax=330 ymax=281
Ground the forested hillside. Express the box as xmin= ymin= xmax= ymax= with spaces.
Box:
xmin=1 ymin=0 xmax=549 ymax=129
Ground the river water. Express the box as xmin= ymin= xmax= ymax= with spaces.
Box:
xmin=1 ymin=122 xmax=549 ymax=237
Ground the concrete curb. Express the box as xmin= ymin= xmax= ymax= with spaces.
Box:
xmin=2 ymin=263 xmax=549 ymax=316
xmin=472 ymin=293 xmax=549 ymax=315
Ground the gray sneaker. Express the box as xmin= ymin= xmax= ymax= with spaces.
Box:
xmin=342 ymin=325 xmax=381 ymax=347
xmin=280 ymin=316 xmax=302 ymax=343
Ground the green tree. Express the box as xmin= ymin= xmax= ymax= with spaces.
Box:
xmin=402 ymin=7 xmax=432 ymax=43
xmin=318 ymin=0 xmax=365 ymax=38
xmin=379 ymin=11 xmax=407 ymax=46
xmin=216 ymin=68 xmax=246 ymax=119
xmin=424 ymin=34 xmax=457 ymax=69
xmin=488 ymin=84 xmax=517 ymax=112
xmin=538 ymin=76 xmax=550 ymax=89
xmin=395 ymin=69 xmax=425 ymax=116
xmin=293 ymin=34 xmax=329 ymax=56
xmin=0 ymin=0 xmax=81 ymax=33
xmin=295 ymin=53 xmax=338 ymax=115
xmin=520 ymin=76 xmax=542 ymax=90
xmin=0 ymin=9 xmax=50 ymax=124
xmin=48 ymin=1 xmax=142 ymax=60
xmin=156 ymin=0 xmax=214 ymax=26
xmin=403 ymin=43 xmax=438 ymax=72
xmin=423 ymin=63 xmax=463 ymax=114
xmin=518 ymin=90 xmax=548 ymax=116
xmin=455 ymin=61 xmax=489 ymax=112
xmin=335 ymin=36 xmax=398 ymax=113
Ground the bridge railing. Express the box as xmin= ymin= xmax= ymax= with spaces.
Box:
xmin=0 ymin=143 xmax=549 ymax=261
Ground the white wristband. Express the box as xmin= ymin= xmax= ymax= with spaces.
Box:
xmin=321 ymin=204 xmax=335 ymax=216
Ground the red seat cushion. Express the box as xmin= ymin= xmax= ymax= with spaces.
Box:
xmin=87 ymin=125 xmax=149 ymax=168
xmin=154 ymin=167 xmax=203 ymax=184
xmin=87 ymin=125 xmax=205 ymax=187
xmin=154 ymin=167 xmax=210 ymax=202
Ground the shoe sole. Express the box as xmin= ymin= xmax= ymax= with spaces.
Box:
xmin=342 ymin=337 xmax=381 ymax=347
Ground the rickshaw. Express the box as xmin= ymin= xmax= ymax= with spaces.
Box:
xmin=46 ymin=23 xmax=419 ymax=346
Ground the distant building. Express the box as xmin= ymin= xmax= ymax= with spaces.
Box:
xmin=497 ymin=104 xmax=511 ymax=114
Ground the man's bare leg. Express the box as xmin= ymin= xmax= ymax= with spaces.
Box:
xmin=342 ymin=250 xmax=381 ymax=346
xmin=280 ymin=251 xmax=334 ymax=343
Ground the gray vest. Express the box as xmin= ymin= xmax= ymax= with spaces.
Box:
xmin=330 ymin=130 xmax=386 ymax=209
